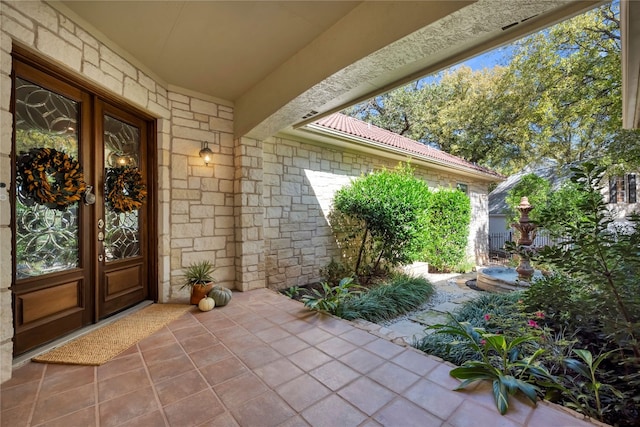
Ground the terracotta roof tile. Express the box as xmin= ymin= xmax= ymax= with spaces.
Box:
xmin=312 ymin=113 xmax=503 ymax=179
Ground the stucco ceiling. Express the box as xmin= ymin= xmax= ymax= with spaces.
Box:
xmin=53 ymin=1 xmax=606 ymax=139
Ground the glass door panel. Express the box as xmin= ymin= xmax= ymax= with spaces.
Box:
xmin=14 ymin=77 xmax=81 ymax=279
xmin=103 ymin=115 xmax=142 ymax=261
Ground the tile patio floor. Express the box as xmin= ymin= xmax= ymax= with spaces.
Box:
xmin=1 ymin=289 xmax=601 ymax=427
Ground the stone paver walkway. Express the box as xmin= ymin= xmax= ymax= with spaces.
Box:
xmin=1 ymin=287 xmax=602 ymax=426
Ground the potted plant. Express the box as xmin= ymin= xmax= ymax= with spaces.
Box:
xmin=181 ymin=260 xmax=216 ymax=304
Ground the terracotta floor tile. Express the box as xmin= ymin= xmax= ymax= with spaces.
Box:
xmin=270 ymin=335 xmax=309 ymax=356
xmin=391 ymin=348 xmax=440 ymax=376
xmin=141 ymin=342 xmax=185 ymax=366
xmin=525 ymin=403 xmax=593 ymax=427
xmin=280 ymin=319 xmax=316 ymax=335
xmin=309 ymin=360 xmax=360 ymax=391
xmin=0 ymin=379 xmax=40 ymax=411
xmin=0 ymin=363 xmax=44 ymax=388
xmin=230 ymin=391 xmax=296 ymax=427
xmin=199 ymin=357 xmax=248 ymax=386
xmin=211 ymin=325 xmax=251 ymax=341
xmin=339 ymin=348 xmax=385 ymax=374
xmin=213 ymin=373 xmax=269 ymax=408
xmin=32 ymin=405 xmax=96 ymax=427
xmin=315 ymin=336 xmax=357 ymax=358
xmin=404 ymin=379 xmax=465 ymax=420
xmin=373 ymin=397 xmax=444 ymax=427
xmin=368 ymin=362 xmax=420 ymax=394
xmin=162 ymin=389 xmax=224 ymax=427
xmin=31 ymin=382 xmax=95 ymax=425
xmin=166 ymin=313 xmax=199 ymax=331
xmin=287 ymin=347 xmax=333 ymax=372
xmin=189 ymin=343 xmax=234 ymax=369
xmin=137 ymin=328 xmax=177 ymax=351
xmin=98 ymin=367 xmax=150 ymax=402
xmin=339 ymin=328 xmax=378 ymax=346
xmin=236 ymin=344 xmax=282 ymax=369
xmin=363 ymin=338 xmax=405 ymax=360
xmin=171 ymin=324 xmax=210 ymax=341
xmin=200 ymin=317 xmax=238 ymax=331
xmin=117 ymin=410 xmax=167 ymax=427
xmin=337 ymin=377 xmax=397 ymax=416
xmin=300 ymin=394 xmax=367 ymax=427
xmin=114 ymin=345 xmax=139 ymax=358
xmin=253 ymin=358 xmax=303 ymax=388
xmin=146 ymin=354 xmax=194 ymax=383
xmin=154 ymin=369 xmax=208 ymax=406
xmin=97 ymin=352 xmax=144 ymax=381
xmin=275 ymin=374 xmax=332 ymax=412
xmin=316 ymin=317 xmax=355 ymax=335
xmin=222 ymin=335 xmax=265 ymax=355
xmin=425 ymin=364 xmax=463 ymax=390
xmin=176 ymin=332 xmax=219 ymax=354
xmin=447 ymin=400 xmax=522 ymax=427
xmin=1 ymin=402 xmax=32 ymax=427
xmin=198 ymin=411 xmax=240 ymax=427
xmin=255 ymin=326 xmax=291 ymax=343
xmin=39 ymin=365 xmax=95 ymax=398
xmin=296 ymin=328 xmax=333 ymax=345
xmin=277 ymin=415 xmax=311 ymax=427
xmin=460 ymin=381 xmax=534 ymax=425
xmin=98 ymin=386 xmax=159 ymax=427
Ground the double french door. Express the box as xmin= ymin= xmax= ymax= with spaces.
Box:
xmin=11 ymin=57 xmax=155 ymax=355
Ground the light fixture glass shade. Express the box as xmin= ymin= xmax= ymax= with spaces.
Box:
xmin=199 ymin=144 xmax=214 ymax=165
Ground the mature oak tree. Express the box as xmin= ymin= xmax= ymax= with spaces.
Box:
xmin=345 ymin=2 xmax=639 ymax=175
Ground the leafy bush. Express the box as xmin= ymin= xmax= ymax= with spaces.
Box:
xmin=505 ymin=173 xmax=550 ymax=227
xmin=421 ymin=188 xmax=471 ymax=272
xmin=302 ymin=277 xmax=361 ymax=316
xmin=340 ymin=274 xmax=434 ymax=322
xmin=331 ymin=163 xmax=431 ymax=276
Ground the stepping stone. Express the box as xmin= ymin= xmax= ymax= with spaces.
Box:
xmin=430 ymin=302 xmax=461 ymax=313
xmin=384 ymin=320 xmax=428 ymax=341
xmin=410 ymin=311 xmax=450 ymax=326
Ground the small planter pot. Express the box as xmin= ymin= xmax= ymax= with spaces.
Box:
xmin=190 ymin=283 xmax=214 ymax=305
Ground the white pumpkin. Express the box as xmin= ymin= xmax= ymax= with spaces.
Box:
xmin=198 ymin=297 xmax=215 ymax=312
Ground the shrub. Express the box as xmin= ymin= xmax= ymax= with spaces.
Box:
xmin=421 ymin=188 xmax=470 ymax=272
xmin=505 ymin=173 xmax=550 ymax=227
xmin=340 ymin=274 xmax=434 ymax=322
xmin=331 ymin=163 xmax=431 ymax=276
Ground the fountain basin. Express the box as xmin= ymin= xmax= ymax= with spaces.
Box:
xmin=477 ymin=266 xmax=542 ymax=293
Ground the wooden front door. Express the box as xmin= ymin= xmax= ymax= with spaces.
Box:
xmin=11 ymin=57 xmax=154 ymax=355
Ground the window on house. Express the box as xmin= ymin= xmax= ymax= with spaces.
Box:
xmin=609 ymin=174 xmax=637 ymax=203
xmin=456 ymin=183 xmax=468 ymax=195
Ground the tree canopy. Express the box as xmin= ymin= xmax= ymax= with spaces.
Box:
xmin=345 ymin=2 xmax=640 ymax=175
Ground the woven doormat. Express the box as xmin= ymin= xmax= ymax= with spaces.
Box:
xmin=33 ymin=303 xmax=192 ymax=366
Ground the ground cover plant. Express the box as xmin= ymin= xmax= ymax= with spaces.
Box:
xmin=417 ymin=163 xmax=640 ymax=426
xmin=291 ymin=273 xmax=434 ymax=324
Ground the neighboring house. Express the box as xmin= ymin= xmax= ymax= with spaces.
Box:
xmin=1 ymin=0 xmax=638 ymax=383
xmin=489 ymin=160 xmax=639 ymax=252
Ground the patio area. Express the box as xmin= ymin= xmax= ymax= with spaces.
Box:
xmin=1 ymin=289 xmax=599 ymax=427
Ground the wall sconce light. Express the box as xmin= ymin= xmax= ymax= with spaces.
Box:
xmin=199 ymin=141 xmax=214 ymax=165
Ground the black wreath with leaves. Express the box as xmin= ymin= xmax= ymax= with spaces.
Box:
xmin=105 ymin=167 xmax=147 ymax=213
xmin=17 ymin=147 xmax=87 ymax=210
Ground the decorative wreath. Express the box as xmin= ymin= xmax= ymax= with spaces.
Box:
xmin=17 ymin=147 xmax=86 ymax=210
xmin=105 ymin=166 xmax=147 ymax=213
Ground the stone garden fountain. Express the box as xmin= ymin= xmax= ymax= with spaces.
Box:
xmin=477 ymin=197 xmax=541 ymax=292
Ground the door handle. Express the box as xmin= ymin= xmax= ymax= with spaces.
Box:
xmin=84 ymin=185 xmax=96 ymax=205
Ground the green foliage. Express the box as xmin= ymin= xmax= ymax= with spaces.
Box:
xmin=345 ymin=4 xmax=638 ymax=174
xmin=180 ymin=260 xmax=216 ymax=289
xmin=561 ymin=349 xmax=623 ymax=421
xmin=282 ymin=286 xmax=301 ymax=299
xmin=421 ymin=188 xmax=471 ymax=272
xmin=340 ymin=274 xmax=434 ymax=322
xmin=331 ymin=163 xmax=431 ymax=275
xmin=536 ymin=162 xmax=640 ymax=359
xmin=505 ymin=173 xmax=549 ymax=226
xmin=536 ymin=181 xmax=589 ymax=238
xmin=319 ymin=259 xmax=354 ymax=286
xmin=432 ymin=315 xmax=551 ymax=415
xmin=302 ymin=277 xmax=361 ymax=316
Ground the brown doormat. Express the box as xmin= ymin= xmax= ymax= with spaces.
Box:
xmin=33 ymin=303 xmax=192 ymax=366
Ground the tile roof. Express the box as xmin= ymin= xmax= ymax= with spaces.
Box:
xmin=311 ymin=113 xmax=503 ymax=179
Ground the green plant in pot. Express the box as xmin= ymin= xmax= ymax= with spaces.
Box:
xmin=181 ymin=260 xmax=216 ymax=304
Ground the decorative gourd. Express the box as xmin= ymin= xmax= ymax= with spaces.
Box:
xmin=208 ymin=286 xmax=232 ymax=307
xmin=198 ymin=297 xmax=215 ymax=312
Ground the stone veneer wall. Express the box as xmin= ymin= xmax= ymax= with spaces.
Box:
xmin=0 ymin=0 xmax=239 ymax=382
xmin=263 ymin=135 xmax=490 ymax=290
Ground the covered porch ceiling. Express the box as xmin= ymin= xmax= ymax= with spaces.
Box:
xmin=53 ymin=0 xmax=636 ymax=139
